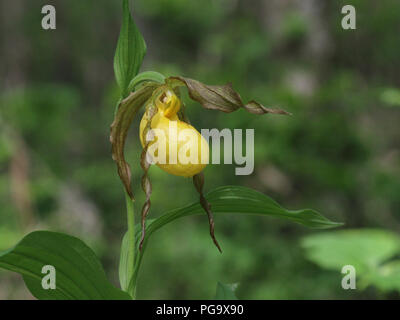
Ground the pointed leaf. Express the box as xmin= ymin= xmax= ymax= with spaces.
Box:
xmin=144 ymin=186 xmax=342 ymax=241
xmin=131 ymin=185 xmax=342 ymax=286
xmin=114 ymin=0 xmax=146 ymax=97
xmin=0 ymin=231 xmax=131 ymax=300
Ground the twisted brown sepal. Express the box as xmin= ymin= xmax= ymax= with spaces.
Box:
xmin=193 ymin=173 xmax=222 ymax=253
xmin=110 ymin=83 xmax=160 ymax=200
xmin=167 ymin=76 xmax=291 ymax=115
xmin=179 ymin=99 xmax=221 ymax=252
xmin=139 ymin=105 xmax=157 ymax=251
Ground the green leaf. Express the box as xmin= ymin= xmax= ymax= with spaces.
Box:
xmin=129 ymin=186 xmax=342 ymax=290
xmin=302 ymin=229 xmax=400 ymax=275
xmin=214 ymin=282 xmax=238 ymax=300
xmin=0 ymin=231 xmax=131 ymax=300
xmin=119 ymin=232 xmax=130 ymax=292
xmin=143 ymin=186 xmax=341 ymax=239
xmin=114 ymin=0 xmax=146 ymax=98
xmin=128 ymin=71 xmax=166 ymax=92
xmin=110 ymin=82 xmax=160 ymax=199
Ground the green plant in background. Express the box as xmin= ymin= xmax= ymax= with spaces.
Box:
xmin=302 ymin=229 xmax=400 ymax=294
xmin=0 ymin=0 xmax=342 ymax=300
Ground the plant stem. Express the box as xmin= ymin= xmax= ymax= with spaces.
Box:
xmin=125 ymin=191 xmax=136 ymax=299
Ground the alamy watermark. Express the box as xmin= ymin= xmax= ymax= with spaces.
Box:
xmin=143 ymin=123 xmax=255 ymax=176
xmin=41 ymin=5 xmax=56 ymax=30
xmin=341 ymin=265 xmax=356 ymax=290
xmin=41 ymin=265 xmax=56 ymax=290
xmin=341 ymin=5 xmax=356 ymax=30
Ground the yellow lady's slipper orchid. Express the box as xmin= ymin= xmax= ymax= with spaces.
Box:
xmin=139 ymin=89 xmax=209 ymax=177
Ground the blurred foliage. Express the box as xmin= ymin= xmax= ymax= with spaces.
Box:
xmin=215 ymin=282 xmax=238 ymax=300
xmin=381 ymin=88 xmax=400 ymax=107
xmin=303 ymin=229 xmax=400 ymax=294
xmin=0 ymin=0 xmax=400 ymax=299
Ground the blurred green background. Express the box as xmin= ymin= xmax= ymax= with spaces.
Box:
xmin=1 ymin=0 xmax=400 ymax=299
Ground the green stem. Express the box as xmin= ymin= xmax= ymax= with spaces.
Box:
xmin=117 ymin=72 xmax=165 ymax=299
xmin=125 ymin=191 xmax=136 ymax=299
xmin=131 ymin=236 xmax=146 ymax=293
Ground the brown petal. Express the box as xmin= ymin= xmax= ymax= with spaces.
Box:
xmin=193 ymin=173 xmax=222 ymax=253
xmin=110 ymin=83 xmax=160 ymax=199
xmin=139 ymin=106 xmax=157 ymax=250
xmin=167 ymin=76 xmax=291 ymax=115
xmin=244 ymin=100 xmax=291 ymax=115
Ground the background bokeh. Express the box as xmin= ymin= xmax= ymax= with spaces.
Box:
xmin=1 ymin=0 xmax=400 ymax=299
